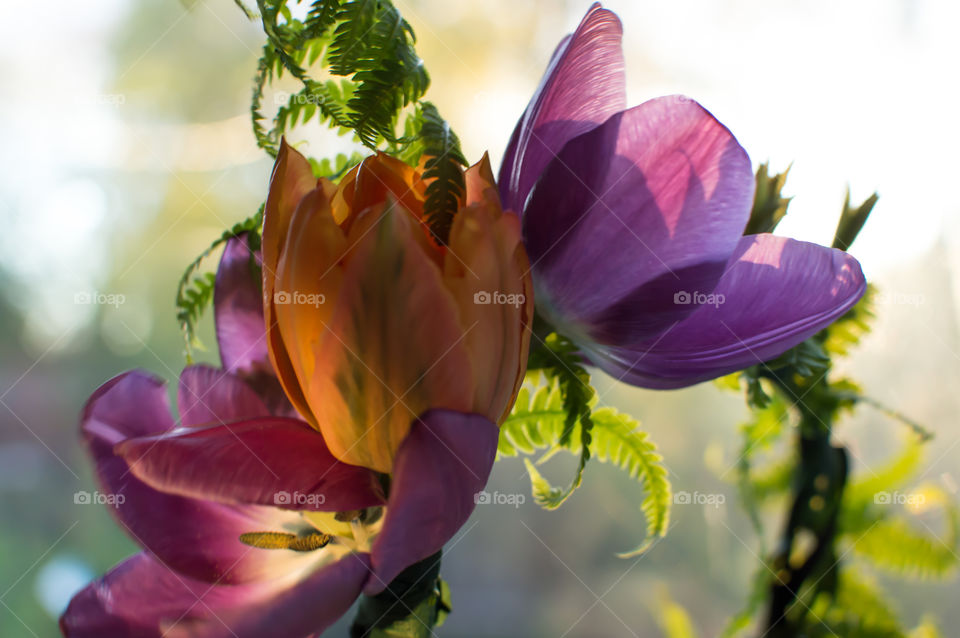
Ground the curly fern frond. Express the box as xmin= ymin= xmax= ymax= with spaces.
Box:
xmin=175 ymin=206 xmax=264 ymax=360
xmin=501 ymin=373 xmax=671 ymax=555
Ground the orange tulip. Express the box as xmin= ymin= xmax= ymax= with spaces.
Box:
xmin=262 ymin=140 xmax=532 ymax=472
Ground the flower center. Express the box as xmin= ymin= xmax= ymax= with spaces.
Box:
xmin=238 ymin=507 xmax=384 ymax=554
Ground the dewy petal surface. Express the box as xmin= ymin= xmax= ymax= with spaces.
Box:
xmin=590 ymin=234 xmax=867 ymax=388
xmin=499 ymin=2 xmax=626 ymax=214
xmin=117 ymin=417 xmax=385 ymax=512
xmin=61 ymin=551 xmax=370 ymax=638
xmin=523 ymin=96 xmax=754 ymax=347
xmin=81 ymin=372 xmax=312 ymax=584
xmin=366 ymin=409 xmax=498 ymax=594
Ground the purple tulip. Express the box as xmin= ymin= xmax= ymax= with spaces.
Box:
xmin=500 ymin=3 xmax=866 ymax=388
xmin=60 ymin=235 xmax=497 ymax=637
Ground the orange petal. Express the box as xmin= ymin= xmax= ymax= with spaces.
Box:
xmin=273 ymin=186 xmax=347 ymax=426
xmin=464 ymin=152 xmax=503 ymax=211
xmin=305 ymin=205 xmax=475 ymax=472
xmin=334 ymin=154 xmax=426 ymax=229
xmin=444 ymin=203 xmax=533 ymax=424
xmin=262 ymin=140 xmax=320 ymax=420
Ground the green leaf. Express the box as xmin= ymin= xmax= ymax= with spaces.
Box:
xmin=849 ymin=516 xmax=959 ymax=580
xmin=175 ymin=272 xmax=216 ymax=357
xmin=654 ymin=588 xmax=700 ymax=638
xmin=833 ymin=188 xmax=878 ymax=251
xmin=822 ymin=285 xmax=875 ymax=356
xmin=309 ymin=151 xmax=365 ymax=181
xmin=501 ymin=373 xmax=671 ymax=554
xmin=590 ymin=407 xmax=671 ymax=557
xmin=498 ymin=379 xmax=566 ymax=458
xmin=910 ymin=618 xmax=945 ymax=638
xmin=419 ymin=102 xmax=467 ymax=244
xmin=744 ymin=161 xmax=792 ymax=235
xmin=175 ymin=206 xmax=264 ymax=360
xmin=350 ymin=551 xmax=447 ymax=638
xmin=808 ymin=568 xmax=906 ymax=637
xmin=842 ymin=442 xmax=925 ymax=522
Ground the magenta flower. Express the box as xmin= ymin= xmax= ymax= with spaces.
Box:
xmin=60 ymin=236 xmax=497 ymax=637
xmin=500 ymin=3 xmax=866 ymax=388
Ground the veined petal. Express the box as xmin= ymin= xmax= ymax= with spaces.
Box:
xmin=178 ymin=365 xmax=270 ymax=427
xmin=273 ymin=184 xmax=347 ymax=425
xmin=500 ymin=3 xmax=626 ymax=214
xmin=60 ymin=551 xmax=369 ymax=638
xmin=304 ymin=206 xmax=475 ymax=473
xmin=590 ymin=235 xmax=867 ymax=388
xmin=335 ymin=152 xmax=427 ymax=226
xmin=116 ymin=417 xmax=385 ymax=512
xmin=81 ymin=372 xmax=312 ymax=584
xmin=524 ymin=96 xmax=754 ymax=347
xmin=262 ymin=140 xmax=324 ymax=423
xmin=444 ymin=200 xmax=533 ymax=424
xmin=366 ymin=410 xmax=497 ymax=594
xmin=215 ymin=235 xmax=269 ymax=377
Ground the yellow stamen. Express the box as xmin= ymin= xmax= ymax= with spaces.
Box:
xmin=238 ymin=531 xmax=332 ymax=552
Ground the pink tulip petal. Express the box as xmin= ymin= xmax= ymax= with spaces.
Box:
xmin=178 ymin=365 xmax=270 ymax=427
xmin=61 ymin=551 xmax=371 ymax=638
xmin=117 ymin=417 xmax=385 ymax=512
xmin=523 ymin=96 xmax=754 ymax=346
xmin=81 ymin=372 xmax=313 ymax=584
xmin=590 ymin=235 xmax=867 ymax=387
xmin=366 ymin=409 xmax=497 ymax=594
xmin=500 ymin=3 xmax=626 ymax=214
xmin=215 ymin=234 xmax=270 ymax=377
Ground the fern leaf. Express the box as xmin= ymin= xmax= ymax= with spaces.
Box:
xmin=822 ymin=285 xmax=875 ymax=356
xmin=175 ymin=206 xmax=264 ymax=360
xmin=500 ymin=374 xmax=671 ymax=554
xmin=419 ymin=102 xmax=467 ymax=244
xmin=590 ymin=407 xmax=671 ymax=557
xmin=849 ymin=516 xmax=959 ymax=580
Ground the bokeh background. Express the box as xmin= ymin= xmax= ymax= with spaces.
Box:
xmin=2 ymin=0 xmax=959 ymax=635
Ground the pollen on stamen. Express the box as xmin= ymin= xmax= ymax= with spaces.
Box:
xmin=239 ymin=531 xmax=332 ymax=552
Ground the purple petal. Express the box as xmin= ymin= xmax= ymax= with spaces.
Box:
xmin=116 ymin=418 xmax=385 ymax=512
xmin=499 ymin=3 xmax=625 ymax=214
xmin=588 ymin=235 xmax=867 ymax=388
xmin=81 ymin=372 xmax=313 ymax=584
xmin=215 ymin=234 xmax=270 ymax=377
xmin=366 ymin=410 xmax=497 ymax=595
xmin=523 ymin=96 xmax=754 ymax=347
xmin=61 ymin=551 xmax=371 ymax=638
xmin=178 ymin=365 xmax=270 ymax=427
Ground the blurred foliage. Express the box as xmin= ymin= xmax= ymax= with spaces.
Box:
xmin=715 ymin=170 xmax=958 ymax=637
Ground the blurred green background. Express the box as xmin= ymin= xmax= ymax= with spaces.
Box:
xmin=1 ymin=0 xmax=958 ymax=635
